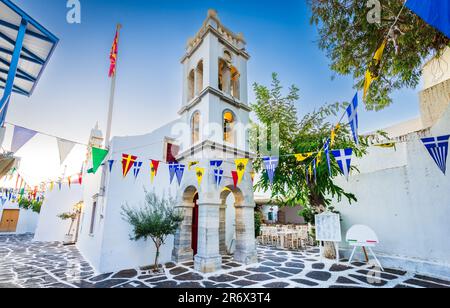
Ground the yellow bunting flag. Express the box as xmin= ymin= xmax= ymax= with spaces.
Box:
xmin=364 ymin=40 xmax=387 ymax=101
xmin=375 ymin=142 xmax=396 ymax=149
xmin=250 ymin=171 xmax=256 ymax=183
xmin=308 ymin=164 xmax=313 ymax=181
xmin=317 ymin=151 xmax=323 ymax=164
xmin=188 ymin=161 xmax=199 ymax=171
xmin=195 ymin=167 xmax=205 ymax=186
xmin=49 ymin=181 xmax=54 ymax=191
xmin=235 ymin=158 xmax=249 ymax=184
xmin=295 ymin=153 xmax=314 ymax=162
xmin=331 ymin=124 xmax=340 ymax=146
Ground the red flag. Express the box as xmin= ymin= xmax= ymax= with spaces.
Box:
xmin=78 ymin=173 xmax=83 ymax=185
xmin=122 ymin=154 xmax=137 ymax=178
xmin=232 ymin=171 xmax=239 ymax=188
xmin=109 ymin=28 xmax=119 ymax=77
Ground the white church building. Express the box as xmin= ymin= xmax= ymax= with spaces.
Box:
xmin=76 ymin=10 xmax=258 ymax=274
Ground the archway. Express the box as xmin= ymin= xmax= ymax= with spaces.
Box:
xmin=172 ymin=186 xmax=197 ymax=263
xmin=191 ymin=193 xmax=199 ymax=256
xmin=219 ymin=185 xmax=245 ymax=255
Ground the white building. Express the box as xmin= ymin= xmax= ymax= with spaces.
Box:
xmin=334 ymin=47 xmax=450 ymax=278
xmin=77 ymin=10 xmax=257 ymax=274
xmin=0 ymin=201 xmax=39 ymax=234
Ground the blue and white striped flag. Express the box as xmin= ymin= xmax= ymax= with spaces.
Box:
xmin=263 ymin=156 xmax=279 ymax=185
xmin=324 ymin=139 xmax=332 ymax=176
xmin=331 ymin=148 xmax=353 ymax=181
xmin=421 ymin=135 xmax=450 ymax=174
xmin=347 ymin=93 xmax=359 ymax=145
xmin=133 ymin=162 xmax=143 ymax=179
xmin=214 ymin=169 xmax=224 ymax=188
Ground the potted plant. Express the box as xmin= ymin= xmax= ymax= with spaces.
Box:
xmin=122 ymin=190 xmax=183 ymax=272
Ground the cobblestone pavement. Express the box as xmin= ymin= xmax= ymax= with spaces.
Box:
xmin=1 ymin=234 xmax=449 ymax=288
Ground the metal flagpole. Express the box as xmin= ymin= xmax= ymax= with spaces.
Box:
xmin=104 ymin=23 xmax=121 ymax=149
xmin=100 ymin=24 xmax=121 ymax=197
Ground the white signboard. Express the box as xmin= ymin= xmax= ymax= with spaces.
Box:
xmin=315 ymin=213 xmax=342 ymax=242
xmin=346 ymin=225 xmax=379 ymax=247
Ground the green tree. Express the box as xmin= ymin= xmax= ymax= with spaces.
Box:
xmin=122 ymin=190 xmax=183 ymax=272
xmin=252 ymin=73 xmax=369 ymax=212
xmin=309 ymin=0 xmax=449 ymax=110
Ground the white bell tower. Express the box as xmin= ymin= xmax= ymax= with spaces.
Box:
xmin=177 ymin=9 xmax=251 ymax=159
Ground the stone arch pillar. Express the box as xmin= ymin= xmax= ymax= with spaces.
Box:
xmin=234 ymin=202 xmax=258 ymax=264
xmin=219 ymin=199 xmax=228 ymax=255
xmin=172 ymin=186 xmax=196 ymax=263
xmin=194 ymin=194 xmax=222 ymax=273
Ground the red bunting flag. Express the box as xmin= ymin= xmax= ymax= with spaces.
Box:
xmin=122 ymin=154 xmax=138 ymax=178
xmin=109 ymin=27 xmax=120 ymax=78
xmin=78 ymin=173 xmax=83 ymax=185
xmin=232 ymin=171 xmax=239 ymax=188
xmin=150 ymin=160 xmax=160 ymax=184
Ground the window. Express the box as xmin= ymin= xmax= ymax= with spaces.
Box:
xmin=191 ymin=112 xmax=200 ymax=145
xmin=188 ymin=69 xmax=195 ymax=101
xmin=165 ymin=141 xmax=180 ymax=163
xmin=223 ymin=110 xmax=235 ymax=144
xmin=218 ymin=58 xmax=230 ymax=94
xmin=89 ymin=201 xmax=97 ymax=235
xmin=231 ymin=66 xmax=240 ymax=99
xmin=196 ymin=60 xmax=203 ymax=95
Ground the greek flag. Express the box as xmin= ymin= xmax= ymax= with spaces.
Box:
xmin=263 ymin=157 xmax=279 ymax=185
xmin=331 ymin=148 xmax=353 ymax=180
xmin=133 ymin=162 xmax=143 ymax=179
xmin=214 ymin=169 xmax=224 ymax=188
xmin=175 ymin=164 xmax=186 ymax=186
xmin=421 ymin=135 xmax=450 ymax=174
xmin=347 ymin=93 xmax=359 ymax=145
xmin=324 ymin=139 xmax=332 ymax=176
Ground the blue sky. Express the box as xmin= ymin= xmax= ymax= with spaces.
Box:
xmin=4 ymin=0 xmax=421 ymax=184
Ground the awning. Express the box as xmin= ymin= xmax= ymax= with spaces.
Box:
xmin=0 ymin=0 xmax=58 ymax=125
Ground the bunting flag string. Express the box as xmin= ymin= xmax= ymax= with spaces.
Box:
xmin=421 ymin=135 xmax=450 ymax=175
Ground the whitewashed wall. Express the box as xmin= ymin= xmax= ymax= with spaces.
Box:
xmin=334 ymin=104 xmax=450 ymax=278
xmin=0 ymin=202 xmax=39 ymax=234
xmin=34 ymin=184 xmax=83 ymax=242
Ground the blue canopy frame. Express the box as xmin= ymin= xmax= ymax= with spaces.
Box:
xmin=0 ymin=0 xmax=58 ymax=126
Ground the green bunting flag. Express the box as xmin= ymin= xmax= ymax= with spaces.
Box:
xmin=89 ymin=147 xmax=109 ymax=174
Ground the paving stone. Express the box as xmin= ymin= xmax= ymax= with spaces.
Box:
xmin=312 ymin=263 xmax=325 ymax=270
xmin=265 ymin=256 xmax=288 ymax=263
xmin=414 ymin=275 xmax=450 ymax=287
xmin=164 ymin=262 xmax=177 ymax=269
xmin=173 ymin=272 xmax=203 ymax=281
xmin=176 ymin=282 xmax=203 ymax=288
xmin=145 ymin=276 xmax=167 ymax=283
xmin=169 ymin=267 xmax=189 ymax=275
xmin=153 ymin=280 xmax=178 ymax=288
xmin=285 ymin=262 xmax=305 ymax=269
xmin=263 ymin=282 xmax=290 ymax=288
xmin=394 ymin=284 xmax=415 ymax=288
xmin=336 ymin=277 xmax=360 ymax=285
xmin=112 ymin=269 xmax=137 ymax=279
xmin=209 ymin=274 xmax=237 ymax=283
xmin=226 ymin=262 xmax=242 ymax=268
xmin=330 ymin=264 xmax=353 ymax=272
xmin=229 ymin=271 xmax=251 ymax=277
xmin=94 ymin=279 xmax=128 ymax=288
xmin=116 ymin=281 xmax=150 ymax=288
xmin=291 ymin=279 xmax=319 ymax=287
xmin=245 ymin=274 xmax=274 ymax=282
xmin=247 ymin=266 xmax=273 ymax=273
xmin=233 ymin=280 xmax=258 ymax=287
xmin=306 ymin=271 xmax=332 ymax=282
xmin=269 ymin=271 xmax=291 ymax=278
xmin=261 ymin=261 xmax=281 ymax=267
xmin=276 ymin=267 xmax=303 ymax=274
xmin=403 ymin=279 xmax=449 ymax=289
xmin=348 ymin=274 xmax=388 ymax=287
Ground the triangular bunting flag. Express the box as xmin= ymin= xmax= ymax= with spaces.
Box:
xmin=49 ymin=181 xmax=54 ymax=191
xmin=57 ymin=138 xmax=76 ymax=165
xmin=364 ymin=40 xmax=387 ymax=101
xmin=169 ymin=163 xmax=177 ymax=184
xmin=108 ymin=160 xmax=115 ymax=172
xmin=150 ymin=160 xmax=160 ymax=184
xmin=324 ymin=139 xmax=332 ymax=177
xmin=188 ymin=161 xmax=199 ymax=171
xmin=91 ymin=147 xmax=109 ymax=174
xmin=305 ymin=166 xmax=309 ymax=185
xmin=331 ymin=124 xmax=340 ymax=146
xmin=68 ymin=177 xmax=71 ymax=188
xmin=332 ymin=148 xmax=353 ymax=181
xmin=235 ymin=158 xmax=249 ymax=184
xmin=250 ymin=171 xmax=255 ymax=183
xmin=133 ymin=162 xmax=143 ymax=179
xmin=0 ymin=197 xmax=6 ymax=206
xmin=122 ymin=154 xmax=137 ymax=178
xmin=263 ymin=156 xmax=279 ymax=185
xmin=231 ymin=171 xmax=239 ymax=188
xmin=214 ymin=169 xmax=224 ymax=188
xmin=421 ymin=135 xmax=450 ymax=174
xmin=78 ymin=173 xmax=83 ymax=185
xmin=195 ymin=167 xmax=205 ymax=186
xmin=347 ymin=93 xmax=359 ymax=145
xmin=175 ymin=164 xmax=185 ymax=186
xmin=11 ymin=126 xmax=37 ymax=153
xmin=313 ymin=159 xmax=317 ymax=183
xmin=295 ymin=153 xmax=314 ymax=162
xmin=210 ymin=160 xmax=223 ymax=168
